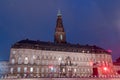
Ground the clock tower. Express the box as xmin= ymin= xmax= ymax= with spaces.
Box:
xmin=54 ymin=10 xmax=66 ymax=44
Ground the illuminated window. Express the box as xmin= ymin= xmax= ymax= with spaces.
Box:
xmin=17 ymin=67 xmax=21 ymax=72
xmin=87 ymin=51 xmax=89 ymax=53
xmin=82 ymin=50 xmax=85 ymax=53
xmin=10 ymin=67 xmax=13 ymax=73
xmin=24 ymin=57 xmax=29 ymax=64
xmin=60 ymin=34 xmax=63 ymax=40
xmin=58 ymin=57 xmax=62 ymax=61
xmin=30 ymin=67 xmax=33 ymax=73
xmin=74 ymin=68 xmax=77 ymax=72
xmin=33 ymin=55 xmax=36 ymax=59
xmin=11 ymin=59 xmax=15 ymax=64
xmin=24 ymin=67 xmax=27 ymax=73
xmin=62 ymin=68 xmax=65 ymax=72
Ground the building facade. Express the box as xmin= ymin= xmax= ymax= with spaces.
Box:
xmin=9 ymin=11 xmax=114 ymax=78
xmin=113 ymin=62 xmax=120 ymax=75
xmin=0 ymin=61 xmax=9 ymax=78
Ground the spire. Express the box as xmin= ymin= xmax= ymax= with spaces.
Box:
xmin=57 ymin=9 xmax=62 ymax=16
xmin=56 ymin=9 xmax=64 ymax=28
xmin=54 ymin=10 xmax=66 ymax=44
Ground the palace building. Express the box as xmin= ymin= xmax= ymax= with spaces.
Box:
xmin=9 ymin=11 xmax=115 ymax=78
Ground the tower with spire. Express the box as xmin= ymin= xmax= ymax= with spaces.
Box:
xmin=54 ymin=10 xmax=66 ymax=44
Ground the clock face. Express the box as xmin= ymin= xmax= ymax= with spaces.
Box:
xmin=60 ymin=34 xmax=63 ymax=40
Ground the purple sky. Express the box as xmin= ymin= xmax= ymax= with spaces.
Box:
xmin=0 ymin=0 xmax=120 ymax=61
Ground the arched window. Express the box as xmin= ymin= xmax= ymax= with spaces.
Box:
xmin=24 ymin=67 xmax=27 ymax=73
xmin=11 ymin=59 xmax=15 ymax=64
xmin=66 ymin=56 xmax=71 ymax=65
xmin=30 ymin=67 xmax=33 ymax=73
xmin=10 ymin=67 xmax=13 ymax=74
xmin=17 ymin=67 xmax=21 ymax=72
xmin=74 ymin=68 xmax=77 ymax=72
xmin=24 ymin=57 xmax=29 ymax=64
xmin=18 ymin=57 xmax=22 ymax=64
xmin=30 ymin=58 xmax=34 ymax=64
xmin=36 ymin=68 xmax=39 ymax=73
xmin=62 ymin=68 xmax=65 ymax=72
xmin=30 ymin=55 xmax=36 ymax=64
xmin=36 ymin=56 xmax=40 ymax=65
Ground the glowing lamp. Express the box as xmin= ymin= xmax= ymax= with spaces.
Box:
xmin=103 ymin=67 xmax=107 ymax=71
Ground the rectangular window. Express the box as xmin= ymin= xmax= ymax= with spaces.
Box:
xmin=17 ymin=67 xmax=21 ymax=72
xmin=37 ymin=68 xmax=39 ymax=73
xmin=30 ymin=67 xmax=33 ymax=73
xmin=24 ymin=67 xmax=27 ymax=73
xmin=41 ymin=68 xmax=44 ymax=73
xmin=10 ymin=68 xmax=13 ymax=73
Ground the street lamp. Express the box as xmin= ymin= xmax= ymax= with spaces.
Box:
xmin=103 ymin=67 xmax=107 ymax=71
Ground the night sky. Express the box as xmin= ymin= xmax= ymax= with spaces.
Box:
xmin=0 ymin=0 xmax=120 ymax=61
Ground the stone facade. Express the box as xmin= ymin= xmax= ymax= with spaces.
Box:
xmin=113 ymin=62 xmax=120 ymax=74
xmin=7 ymin=10 xmax=115 ymax=78
xmin=0 ymin=61 xmax=9 ymax=77
xmin=8 ymin=42 xmax=114 ymax=78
